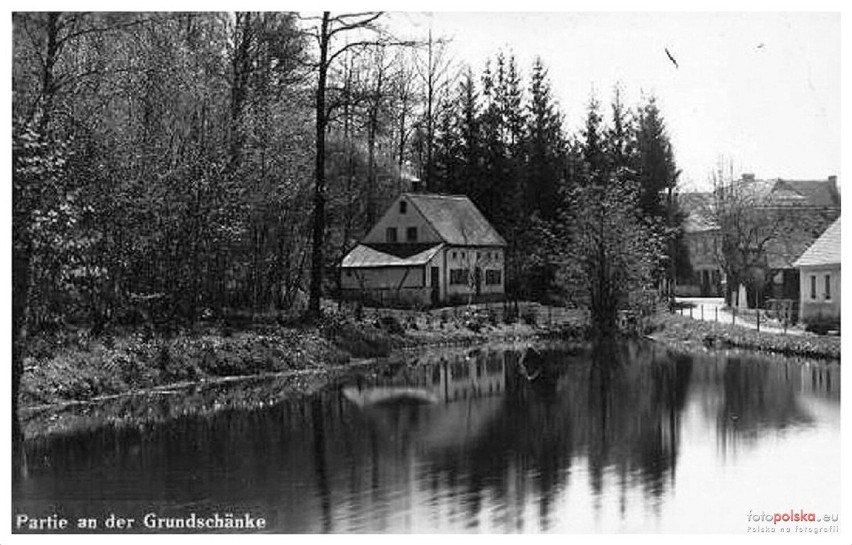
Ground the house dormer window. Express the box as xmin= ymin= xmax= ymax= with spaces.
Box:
xmin=386 ymin=227 xmax=397 ymax=243
xmin=399 ymin=201 xmax=407 ymax=214
xmin=406 ymin=227 xmax=417 ymax=242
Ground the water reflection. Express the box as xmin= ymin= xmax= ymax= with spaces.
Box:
xmin=14 ymin=341 xmax=839 ymax=533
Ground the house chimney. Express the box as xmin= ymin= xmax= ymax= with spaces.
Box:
xmin=828 ymin=175 xmax=837 ymax=192
xmin=400 ymin=160 xmax=423 ymax=193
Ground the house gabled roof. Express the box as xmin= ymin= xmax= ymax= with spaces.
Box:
xmin=774 ymin=180 xmax=840 ymax=208
xmin=404 ymin=193 xmax=507 ymax=247
xmin=342 ymin=242 xmax=444 ymax=268
xmin=793 ymin=218 xmax=841 ymax=268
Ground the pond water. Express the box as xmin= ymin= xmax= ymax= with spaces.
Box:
xmin=13 ymin=341 xmax=840 ymax=533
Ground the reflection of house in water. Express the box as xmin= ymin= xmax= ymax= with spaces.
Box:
xmin=341 ymin=350 xmax=509 ymax=454
xmin=435 ymin=351 xmax=506 ymax=403
xmin=343 ymin=349 xmax=506 ymax=407
xmin=684 ymin=352 xmax=838 ymax=456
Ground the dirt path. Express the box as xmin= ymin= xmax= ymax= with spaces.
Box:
xmin=675 ymin=297 xmax=803 ymax=336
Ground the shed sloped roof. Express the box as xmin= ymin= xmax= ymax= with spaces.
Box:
xmin=406 ymin=193 xmax=507 ymax=246
xmin=342 ymin=242 xmax=444 ymax=268
xmin=793 ymin=218 xmax=841 ymax=268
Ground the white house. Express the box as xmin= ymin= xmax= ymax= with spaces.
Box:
xmin=793 ymin=217 xmax=840 ymax=326
xmin=340 ymin=193 xmax=507 ymax=307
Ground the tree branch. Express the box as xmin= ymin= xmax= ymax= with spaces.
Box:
xmin=326 ymin=12 xmax=384 ymax=39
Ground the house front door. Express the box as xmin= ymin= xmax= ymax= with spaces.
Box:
xmin=431 ymin=267 xmax=440 ymax=306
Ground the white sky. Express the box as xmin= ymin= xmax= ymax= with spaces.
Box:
xmin=386 ymin=11 xmax=840 ymax=191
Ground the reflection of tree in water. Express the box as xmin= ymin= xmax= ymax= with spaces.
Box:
xmin=585 ymin=343 xmax=693 ymax=508
xmin=17 ymin=341 xmax=697 ymax=533
xmin=714 ymin=356 xmax=820 ymax=454
xmin=422 ymin=341 xmax=694 ymax=531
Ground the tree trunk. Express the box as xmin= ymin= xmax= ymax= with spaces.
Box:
xmin=13 ymin=11 xmax=63 ymax=476
xmin=12 ymin=245 xmax=30 ymax=478
xmin=307 ymin=12 xmax=331 ymax=320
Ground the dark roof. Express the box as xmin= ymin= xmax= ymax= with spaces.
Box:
xmin=774 ymin=180 xmax=840 ymax=208
xmin=794 ymin=218 xmax=841 ymax=268
xmin=679 ymin=179 xmax=839 ymax=234
xmin=736 ymin=178 xmax=839 ymax=208
xmin=405 ymin=193 xmax=507 ymax=246
xmin=342 ymin=243 xmax=444 ymax=268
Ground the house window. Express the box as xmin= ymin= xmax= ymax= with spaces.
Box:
xmin=452 ymin=251 xmax=457 ymax=260
xmin=485 ymin=270 xmax=502 ymax=285
xmin=810 ymin=275 xmax=816 ymax=300
xmin=450 ymin=269 xmax=469 ymax=285
xmin=825 ymin=274 xmax=831 ymax=300
xmin=399 ymin=201 xmax=407 ymax=214
xmin=406 ymin=226 xmax=418 ymax=242
xmin=386 ymin=227 xmax=397 ymax=243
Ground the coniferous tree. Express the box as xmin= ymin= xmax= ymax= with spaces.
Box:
xmin=635 ymin=94 xmax=682 ymax=292
xmin=581 ymin=96 xmax=608 ymax=187
xmin=635 ymin=95 xmax=677 ymax=220
xmin=525 ymin=56 xmax=565 ymax=220
xmin=456 ymin=67 xmax=482 ymax=200
xmin=606 ymin=86 xmax=637 ymax=179
xmin=478 ymin=59 xmax=504 ymax=222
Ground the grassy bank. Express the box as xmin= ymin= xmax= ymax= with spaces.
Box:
xmin=646 ymin=313 xmax=841 ymax=361
xmin=25 ymin=306 xmax=836 ymax=412
xmin=20 ymin=308 xmax=586 ymax=409
xmin=20 ymin=326 xmax=348 ymax=407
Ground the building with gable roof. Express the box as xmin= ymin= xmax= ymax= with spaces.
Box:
xmin=793 ymin=217 xmax=840 ymax=326
xmin=340 ymin=193 xmax=507 ymax=307
xmin=677 ymin=174 xmax=840 ymax=306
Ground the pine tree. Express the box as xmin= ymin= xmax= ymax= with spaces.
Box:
xmin=478 ymin=59 xmax=504 ymax=221
xmin=635 ymin=95 xmax=677 ymax=220
xmin=431 ymin=97 xmax=461 ymax=193
xmin=526 ymin=56 xmax=564 ymax=220
xmin=635 ymin=94 xmax=682 ymax=293
xmin=606 ymin=86 xmax=637 ymax=180
xmin=456 ymin=67 xmax=481 ymax=199
xmin=581 ymin=96 xmax=608 ymax=187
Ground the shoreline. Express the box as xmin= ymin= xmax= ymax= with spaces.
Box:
xmin=19 ymin=315 xmax=584 ymax=411
xmin=645 ymin=313 xmax=840 ymax=361
xmin=17 ymin=310 xmax=839 ymax=438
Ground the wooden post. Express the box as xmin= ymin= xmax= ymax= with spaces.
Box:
xmin=715 ymin=307 xmax=718 ymax=322
xmin=701 ymin=305 xmax=704 ymax=321
xmin=756 ymin=309 xmax=760 ymax=332
xmin=732 ymin=307 xmax=736 ymax=326
xmin=689 ymin=306 xmax=693 ymax=319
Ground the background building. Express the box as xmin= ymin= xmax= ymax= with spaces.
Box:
xmin=794 ymin=217 xmax=840 ymax=328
